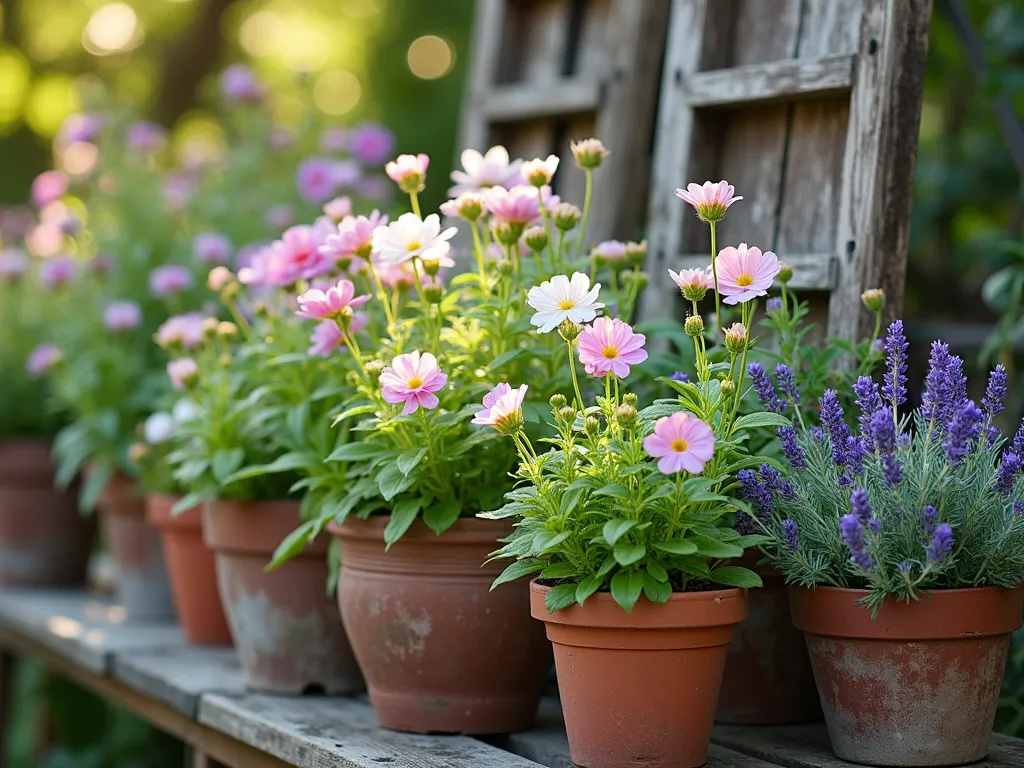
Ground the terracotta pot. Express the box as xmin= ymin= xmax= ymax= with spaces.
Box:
xmin=331 ymin=515 xmax=550 ymax=734
xmin=0 ymin=440 xmax=93 ymax=586
xmin=146 ymin=494 xmax=232 ymax=645
xmin=532 ymin=581 xmax=747 ymax=768
xmin=95 ymin=471 xmax=175 ymax=621
xmin=203 ymin=499 xmax=362 ymax=694
xmin=716 ymin=554 xmax=820 ymax=724
xmin=790 ymin=585 xmax=1023 ymax=767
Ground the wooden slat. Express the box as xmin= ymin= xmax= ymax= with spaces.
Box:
xmin=484 ymin=79 xmax=602 ymax=122
xmin=670 ymin=252 xmax=837 ymax=291
xmin=458 ymin=0 xmax=508 ymax=152
xmin=686 ymin=55 xmax=856 ymax=108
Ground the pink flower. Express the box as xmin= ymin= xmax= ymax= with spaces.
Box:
xmin=592 ymin=240 xmax=627 ymax=261
xmin=103 ymin=300 xmax=143 ymax=332
xmin=31 ymin=171 xmax=68 ymax=208
xmin=26 ymin=344 xmax=62 ymax=376
xmin=163 ymin=174 xmax=198 ymax=210
xmin=331 ymin=159 xmax=362 ymax=189
xmin=296 ymin=278 xmax=370 ymax=320
xmin=150 ymin=265 xmax=194 ymax=297
xmin=577 ymin=317 xmax=648 ymax=378
xmin=58 ymin=113 xmax=103 ymax=145
xmin=714 ymin=243 xmax=781 ymax=305
xmin=308 ymin=313 xmax=368 ymax=357
xmin=668 ymin=267 xmax=714 ymax=301
xmin=323 ymin=196 xmax=352 ymax=222
xmin=385 ymin=153 xmax=429 ymax=193
xmin=167 ymin=358 xmax=198 ymax=391
xmin=38 ymin=256 xmax=78 ymax=290
xmin=440 ymin=192 xmax=485 ymax=221
xmin=320 ymin=127 xmax=349 ymax=152
xmin=219 ymin=65 xmax=264 ymax=103
xmin=193 ymin=232 xmax=233 ymax=264
xmin=379 ymin=351 xmax=448 ymax=415
xmin=643 ymin=412 xmax=715 ymax=475
xmin=522 ymin=155 xmax=559 ymax=187
xmin=675 ymin=181 xmax=742 ymax=223
xmin=374 ymin=258 xmax=416 ymax=290
xmin=259 ymin=222 xmax=333 ymax=285
xmin=0 ymin=248 xmax=28 ymax=281
xmin=320 ymin=210 xmax=387 ymax=268
xmin=265 ymin=205 xmax=294 ymax=231
xmin=472 ymin=383 xmax=528 ymax=433
xmin=349 ymin=123 xmax=396 ymax=166
xmin=448 ymin=146 xmax=523 ymax=196
xmin=484 ymin=185 xmax=542 ymax=225
xmin=155 ymin=313 xmax=206 ymax=349
xmin=88 ymin=254 xmax=114 ymax=275
xmin=296 ymin=157 xmax=337 ymax=204
xmin=126 ymin=121 xmax=166 ymax=151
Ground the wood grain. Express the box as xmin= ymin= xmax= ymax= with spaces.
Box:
xmin=687 ymin=55 xmax=855 ymax=108
xmin=484 ymin=79 xmax=602 ymax=122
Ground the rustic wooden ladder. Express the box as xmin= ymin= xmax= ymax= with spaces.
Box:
xmin=640 ymin=0 xmax=933 ymax=339
xmin=458 ymin=0 xmax=671 ymax=244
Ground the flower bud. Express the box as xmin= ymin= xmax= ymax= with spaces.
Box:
xmin=622 ymin=392 xmax=638 ymax=407
xmin=553 ymin=203 xmax=581 ymax=231
xmin=724 ymin=322 xmax=748 ymax=354
xmin=492 ymin=219 xmax=525 ymax=247
xmin=497 ymin=260 xmax=515 ymax=278
xmin=624 ymin=270 xmax=649 ymax=291
xmin=364 ymin=359 xmax=385 ymax=378
xmin=776 ymin=263 xmax=793 ymax=285
xmin=570 ymin=138 xmax=610 ymax=170
xmin=685 ymin=314 xmax=705 ymax=338
xmin=549 ymin=393 xmax=568 ymax=410
xmin=558 ymin=319 xmax=582 ymax=342
xmin=453 ymin=193 xmax=484 ymax=221
xmin=420 ymin=258 xmax=441 ymax=277
xmin=720 ymin=379 xmax=736 ymax=396
xmin=253 ymin=301 xmax=270 ymax=318
xmin=218 ymin=352 xmax=231 ymax=367
xmin=766 ymin=297 xmax=784 ymax=314
xmin=584 ymin=416 xmax=601 ymax=436
xmin=625 ymin=240 xmax=647 ymax=266
xmin=423 ymin=284 xmax=444 ymax=304
xmin=615 ymin=403 xmax=638 ymax=429
xmin=208 ymin=266 xmax=235 ymax=293
xmin=861 ymin=288 xmax=885 ymax=312
xmin=523 ymin=226 xmax=548 ymax=253
xmin=201 ymin=317 xmax=220 ymax=339
xmin=216 ymin=321 xmax=238 ymax=339
xmin=558 ymin=406 xmax=577 ymax=423
xmin=128 ymin=442 xmax=149 ymax=464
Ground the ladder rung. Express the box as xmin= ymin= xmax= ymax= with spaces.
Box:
xmin=669 ymin=253 xmax=838 ymax=292
xmin=685 ymin=54 xmax=856 ymax=109
xmin=481 ymin=78 xmax=603 ymax=122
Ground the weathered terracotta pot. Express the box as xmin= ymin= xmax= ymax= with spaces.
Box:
xmin=146 ymin=494 xmax=232 ymax=645
xmin=203 ymin=499 xmax=362 ymax=693
xmin=532 ymin=581 xmax=747 ymax=768
xmin=0 ymin=440 xmax=93 ymax=586
xmin=790 ymin=585 xmax=1023 ymax=767
xmin=716 ymin=554 xmax=820 ymax=724
xmin=331 ymin=515 xmax=550 ymax=734
xmin=95 ymin=471 xmax=175 ymax=621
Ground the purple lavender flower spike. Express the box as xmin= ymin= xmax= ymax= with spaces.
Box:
xmin=926 ymin=523 xmax=955 ymax=565
xmin=921 ymin=505 xmax=937 ymax=537
xmin=738 ymin=469 xmax=773 ymax=520
xmin=775 ymin=364 xmax=800 ymax=406
xmin=882 ymin=452 xmax=903 ymax=488
xmin=810 ymin=426 xmax=825 ymax=443
xmin=845 ymin=436 xmax=868 ymax=477
xmin=838 ymin=474 xmax=853 ymax=488
xmin=882 ymin=321 xmax=908 ymax=409
xmin=760 ymin=463 xmax=782 ymax=491
xmin=1014 ymin=500 xmax=1024 ymax=516
xmin=782 ymin=519 xmax=798 ymax=551
xmin=995 ymin=452 xmax=1023 ymax=496
xmin=670 ymin=371 xmax=689 ymax=383
xmin=820 ymin=390 xmax=850 ymax=467
xmin=748 ymin=362 xmax=784 ymax=413
xmin=854 ymin=376 xmax=883 ymax=447
xmin=778 ymin=480 xmax=796 ymax=499
xmin=850 ymin=488 xmax=873 ymax=526
xmin=734 ymin=510 xmax=757 ymax=535
xmin=897 ymin=432 xmax=911 ymax=450
xmin=922 ymin=342 xmax=968 ymax=429
xmin=943 ymin=399 xmax=983 ymax=464
xmin=898 ymin=560 xmax=911 ymax=576
xmin=777 ymin=426 xmax=807 ymax=469
xmin=868 ymin=408 xmax=897 ymax=453
xmin=1013 ymin=421 xmax=1024 ymax=456
xmin=983 ymin=365 xmax=1008 ymax=417
xmin=840 ymin=514 xmax=875 ymax=571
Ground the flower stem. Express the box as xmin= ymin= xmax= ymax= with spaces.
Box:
xmin=575 ymin=169 xmax=594 ymax=263
xmin=469 ymin=219 xmax=489 ymax=291
xmin=566 ymin=339 xmax=585 ymax=412
xmin=366 ymin=257 xmax=397 ymax=331
xmin=537 ymin=187 xmax=555 ymax=265
xmin=410 ymin=258 xmax=435 ymax=344
xmin=409 ymin=191 xmax=422 ymax=219
xmin=709 ymin=220 xmax=721 ymax=337
xmin=338 ymin=323 xmax=368 ymax=379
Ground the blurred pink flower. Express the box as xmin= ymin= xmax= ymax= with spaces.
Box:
xmin=374 ymin=258 xmax=416 ymax=290
xmin=675 ymin=181 xmax=741 ymax=223
xmin=356 ymin=175 xmax=392 ymax=203
xmin=264 ymin=205 xmax=295 ymax=232
xmin=27 ymin=225 xmax=66 ymax=257
xmin=668 ymin=267 xmax=714 ymax=301
xmin=150 ymin=265 xmax=194 ymax=297
xmin=439 ymin=192 xmax=485 ymax=221
xmin=522 ymin=155 xmax=560 ymax=187
xmin=31 ymin=171 xmax=68 ymax=208
xmin=349 ymin=123 xmax=395 ymax=166
xmin=244 ymin=221 xmax=334 ymax=287
xmin=320 ymin=127 xmax=349 ymax=153
xmin=167 ymin=358 xmax=198 ymax=391
xmin=219 ymin=65 xmax=264 ymax=103
xmin=643 ymin=412 xmax=715 ymax=475
xmin=323 ymin=196 xmax=352 ymax=222
xmin=270 ymin=127 xmax=296 ymax=150
xmin=320 ymin=210 xmax=386 ymax=269
xmin=156 ymin=313 xmax=206 ymax=349
xmin=296 ymin=157 xmax=337 ymax=204
xmin=472 ymin=383 xmax=528 ymax=432
xmin=193 ymin=232 xmax=233 ymax=264
xmin=0 ymin=248 xmax=28 ymax=282
xmin=58 ymin=114 xmax=103 ymax=146
xmin=26 ymin=344 xmax=62 ymax=376
xmin=714 ymin=243 xmax=781 ymax=305
xmin=484 ymin=185 xmax=542 ymax=225
xmin=126 ymin=121 xmax=166 ymax=152
xmin=307 ymin=312 xmax=368 ymax=357
xmin=448 ymin=146 xmax=523 ymax=196
xmin=577 ymin=317 xmax=647 ymax=378
xmin=331 ymin=159 xmax=362 ymax=189
xmin=0 ymin=206 xmax=36 ymax=238
xmin=385 ymin=153 xmax=429 ymax=192
xmin=103 ymin=300 xmax=143 ymax=332
xmin=38 ymin=256 xmax=78 ymax=290
xmin=88 ymin=254 xmax=115 ymax=276
xmin=163 ymin=173 xmax=198 ymax=211
xmin=380 ymin=351 xmax=448 ymax=415
xmin=295 ymin=278 xmax=370 ymax=320
xmin=592 ymin=240 xmax=627 ymax=262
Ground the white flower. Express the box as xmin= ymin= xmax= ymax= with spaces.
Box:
xmin=172 ymin=399 xmax=197 ymax=424
xmin=144 ymin=412 xmax=175 ymax=444
xmin=521 ymin=154 xmax=560 ymax=186
xmin=372 ymin=213 xmax=458 ymax=266
xmin=527 ymin=272 xmax=604 ymax=334
xmin=448 ymin=146 xmax=523 ymax=196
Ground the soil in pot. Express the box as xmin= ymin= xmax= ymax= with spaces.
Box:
xmin=331 ymin=515 xmax=551 ymax=735
xmin=0 ymin=440 xmax=94 ymax=587
xmin=532 ymin=581 xmax=747 ymax=768
xmin=146 ymin=494 xmax=232 ymax=645
xmin=716 ymin=554 xmax=820 ymax=724
xmin=203 ymin=499 xmax=362 ymax=694
xmin=94 ymin=470 xmax=176 ymax=621
xmin=790 ymin=585 xmax=1024 ymax=767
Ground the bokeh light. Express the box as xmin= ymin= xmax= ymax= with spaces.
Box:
xmin=239 ymin=11 xmax=283 ymax=58
xmin=407 ymin=35 xmax=453 ymax=80
xmin=0 ymin=48 xmax=31 ymax=134
xmin=313 ymin=70 xmax=361 ymax=116
xmin=24 ymin=74 xmax=79 ymax=137
xmin=83 ymin=3 xmax=144 ymax=56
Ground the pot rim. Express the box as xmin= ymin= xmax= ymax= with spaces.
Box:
xmin=145 ymin=492 xmax=201 ymax=529
xmin=329 ymin=513 xmax=511 ymax=544
xmin=203 ymin=498 xmax=329 ymax=556
xmin=530 ymin=580 xmax=747 ymax=629
xmin=789 ymin=584 xmax=1024 ymax=639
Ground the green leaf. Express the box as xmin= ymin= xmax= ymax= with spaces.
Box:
xmin=534 ymin=530 xmax=571 ymax=553
xmin=171 ymin=491 xmax=214 ymax=516
xmin=594 ymin=483 xmax=630 ymax=499
xmin=540 ymin=562 xmax=578 ymax=580
xmin=331 ymin=404 xmax=376 ymax=427
xmin=732 ymin=412 xmax=791 ymax=431
xmin=79 ymin=462 xmax=114 ymax=513
xmin=642 ymin=572 xmax=672 ymax=603
xmin=488 ymin=347 xmax=530 ymax=370
xmin=692 ymin=535 xmax=744 ymax=559
xmin=266 ymin=520 xmax=317 ymax=571
xmin=224 ymin=452 xmax=314 ymax=483
xmin=559 ymin=478 xmax=591 ymax=515
xmin=377 ymin=463 xmax=416 ymax=501
xmin=575 ymin=574 xmax=603 ymax=605
xmin=543 ymin=583 xmax=578 ymax=613
xmin=383 ymin=500 xmax=422 ymax=548
xmin=326 ymin=442 xmax=384 ymax=462
xmin=603 ymin=518 xmax=638 ymax=547
xmin=613 ymin=542 xmax=646 ymax=566
xmin=610 ymin=569 xmax=644 ymax=613
xmin=212 ymin=449 xmax=245 ymax=483
xmin=709 ymin=566 xmax=763 ymax=589
xmin=491 ymin=558 xmax=545 ymax=589
xmin=653 ymin=539 xmax=698 ymax=555
xmin=397 ymin=447 xmax=428 ymax=477
xmin=646 ymin=560 xmax=669 ymax=582
xmin=423 ymin=499 xmax=461 ymax=534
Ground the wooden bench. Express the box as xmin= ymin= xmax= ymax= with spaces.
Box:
xmin=0 ymin=589 xmax=1022 ymax=767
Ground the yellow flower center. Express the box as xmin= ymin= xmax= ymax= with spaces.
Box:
xmin=602 ymin=346 xmax=619 ymax=360
xmin=406 ymin=241 xmax=421 ymax=252
xmin=558 ymin=299 xmax=576 ymax=310
xmin=670 ymin=438 xmax=689 ymax=453
xmin=735 ymin=273 xmax=754 ymax=287
xmin=406 ymin=376 xmax=423 ymax=389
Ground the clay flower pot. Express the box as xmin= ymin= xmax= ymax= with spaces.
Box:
xmin=330 ymin=515 xmax=551 ymax=734
xmin=94 ymin=470 xmax=176 ymax=621
xmin=716 ymin=554 xmax=820 ymax=724
xmin=146 ymin=493 xmax=232 ymax=645
xmin=790 ymin=585 xmax=1024 ymax=767
xmin=203 ymin=499 xmax=363 ymax=693
xmin=531 ymin=581 xmax=747 ymax=768
xmin=0 ymin=440 xmax=93 ymax=586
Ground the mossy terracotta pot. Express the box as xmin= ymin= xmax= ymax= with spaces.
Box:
xmin=94 ymin=470 xmax=175 ymax=621
xmin=203 ymin=499 xmax=362 ymax=694
xmin=532 ymin=582 xmax=747 ymax=768
xmin=0 ymin=440 xmax=93 ymax=587
xmin=790 ymin=585 xmax=1023 ymax=767
xmin=330 ymin=515 xmax=551 ymax=735
xmin=716 ymin=553 xmax=820 ymax=724
xmin=146 ymin=493 xmax=232 ymax=645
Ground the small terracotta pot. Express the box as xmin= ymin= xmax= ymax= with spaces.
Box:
xmin=94 ymin=471 xmax=175 ymax=621
xmin=790 ymin=585 xmax=1023 ymax=767
xmin=0 ymin=440 xmax=93 ymax=586
xmin=203 ymin=498 xmax=362 ymax=694
xmin=716 ymin=554 xmax=820 ymax=724
xmin=532 ymin=581 xmax=747 ymax=768
xmin=331 ymin=515 xmax=551 ymax=734
xmin=146 ymin=494 xmax=232 ymax=645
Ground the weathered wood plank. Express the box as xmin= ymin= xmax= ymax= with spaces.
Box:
xmin=484 ymin=79 xmax=602 ymax=122
xmin=687 ymin=55 xmax=855 ymax=108
xmin=670 ymin=252 xmax=837 ymax=292
xmin=199 ymin=693 xmax=546 ymax=768
xmin=458 ymin=0 xmax=507 ymax=151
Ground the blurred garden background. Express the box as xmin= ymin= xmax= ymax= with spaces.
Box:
xmin=0 ymin=0 xmax=1021 ymax=764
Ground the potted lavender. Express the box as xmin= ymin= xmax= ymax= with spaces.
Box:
xmin=755 ymin=320 xmax=1024 ymax=767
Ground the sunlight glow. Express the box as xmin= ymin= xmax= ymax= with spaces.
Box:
xmin=313 ymin=70 xmax=361 ymax=116
xmin=407 ymin=35 xmax=454 ymax=80
xmin=84 ymin=3 xmax=144 ymax=56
